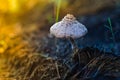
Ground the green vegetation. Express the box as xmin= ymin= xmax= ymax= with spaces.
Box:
xmin=55 ymin=0 xmax=61 ymax=22
xmin=104 ymin=18 xmax=116 ymax=49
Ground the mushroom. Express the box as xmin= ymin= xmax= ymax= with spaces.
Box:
xmin=50 ymin=14 xmax=88 ymax=55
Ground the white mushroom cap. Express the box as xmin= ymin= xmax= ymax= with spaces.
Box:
xmin=50 ymin=14 xmax=88 ymax=39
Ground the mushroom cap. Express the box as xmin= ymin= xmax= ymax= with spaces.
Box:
xmin=50 ymin=14 xmax=88 ymax=39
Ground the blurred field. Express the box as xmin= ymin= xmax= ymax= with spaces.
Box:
xmin=0 ymin=0 xmax=120 ymax=80
xmin=0 ymin=0 xmax=120 ymax=38
xmin=0 ymin=0 xmax=120 ymax=25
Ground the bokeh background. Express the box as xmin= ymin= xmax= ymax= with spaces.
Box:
xmin=0 ymin=0 xmax=120 ymax=80
xmin=0 ymin=0 xmax=120 ymax=54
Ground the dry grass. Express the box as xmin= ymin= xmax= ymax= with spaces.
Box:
xmin=0 ymin=30 xmax=119 ymax=80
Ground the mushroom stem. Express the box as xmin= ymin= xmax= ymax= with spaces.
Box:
xmin=69 ymin=38 xmax=79 ymax=56
xmin=69 ymin=38 xmax=77 ymax=50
